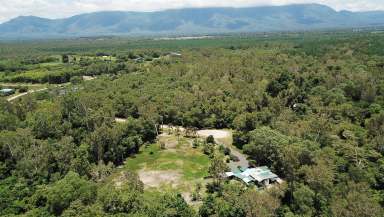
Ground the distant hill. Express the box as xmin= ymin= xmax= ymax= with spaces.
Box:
xmin=1 ymin=4 xmax=384 ymax=38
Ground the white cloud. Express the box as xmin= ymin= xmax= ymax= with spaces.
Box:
xmin=0 ymin=0 xmax=383 ymax=23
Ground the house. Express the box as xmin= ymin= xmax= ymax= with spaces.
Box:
xmin=225 ymin=166 xmax=282 ymax=187
xmin=0 ymin=88 xmax=15 ymax=96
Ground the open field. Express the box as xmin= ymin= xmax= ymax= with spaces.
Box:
xmin=108 ymin=125 xmax=250 ymax=195
xmin=105 ymin=133 xmax=211 ymax=205
xmin=121 ymin=136 xmax=210 ymax=188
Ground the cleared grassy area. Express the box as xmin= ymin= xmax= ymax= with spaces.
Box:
xmin=0 ymin=82 xmax=47 ymax=98
xmin=0 ymin=82 xmax=47 ymax=89
xmin=0 ymin=66 xmax=75 ymax=83
xmin=39 ymin=62 xmax=62 ymax=67
xmin=104 ymin=133 xmax=212 ymax=205
xmin=124 ymin=141 xmax=210 ymax=180
xmin=71 ymin=55 xmax=117 ymax=62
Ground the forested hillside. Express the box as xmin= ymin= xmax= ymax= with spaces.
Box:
xmin=0 ymin=32 xmax=383 ymax=216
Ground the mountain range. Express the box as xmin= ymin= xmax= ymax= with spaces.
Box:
xmin=1 ymin=4 xmax=384 ymax=38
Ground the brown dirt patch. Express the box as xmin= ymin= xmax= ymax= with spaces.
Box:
xmin=158 ymin=135 xmax=178 ymax=149
xmin=113 ymin=171 xmax=125 ymax=188
xmin=139 ymin=170 xmax=182 ymax=188
xmin=161 ymin=125 xmax=185 ymax=134
xmin=82 ymin=76 xmax=96 ymax=81
xmin=197 ymin=129 xmax=231 ymax=139
xmin=115 ymin=118 xmax=127 ymax=123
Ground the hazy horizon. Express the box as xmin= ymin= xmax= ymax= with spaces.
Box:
xmin=1 ymin=0 xmax=384 ymax=24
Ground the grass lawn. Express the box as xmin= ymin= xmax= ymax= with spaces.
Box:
xmin=39 ymin=62 xmax=62 ymax=67
xmin=105 ymin=134 xmax=213 ymax=205
xmin=124 ymin=141 xmax=210 ymax=180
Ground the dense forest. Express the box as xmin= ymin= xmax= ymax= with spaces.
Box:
xmin=0 ymin=31 xmax=384 ymax=216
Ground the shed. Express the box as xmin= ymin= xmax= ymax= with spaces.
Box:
xmin=169 ymin=52 xmax=182 ymax=57
xmin=0 ymin=88 xmax=15 ymax=96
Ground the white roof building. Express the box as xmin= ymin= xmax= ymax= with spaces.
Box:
xmin=225 ymin=166 xmax=280 ymax=186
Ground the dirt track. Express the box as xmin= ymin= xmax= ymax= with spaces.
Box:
xmin=195 ymin=129 xmax=249 ymax=169
xmin=197 ymin=129 xmax=231 ymax=139
xmin=7 ymin=88 xmax=48 ymax=102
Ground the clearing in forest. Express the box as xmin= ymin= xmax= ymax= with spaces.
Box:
xmin=120 ymin=134 xmax=210 ymax=191
xmin=110 ymin=123 xmax=249 ymax=204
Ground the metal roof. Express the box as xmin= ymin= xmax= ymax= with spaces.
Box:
xmin=226 ymin=166 xmax=279 ymax=184
xmin=0 ymin=89 xmax=14 ymax=92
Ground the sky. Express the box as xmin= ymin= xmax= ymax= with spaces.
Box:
xmin=0 ymin=0 xmax=384 ymax=23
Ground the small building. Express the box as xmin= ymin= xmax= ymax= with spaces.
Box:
xmin=0 ymin=88 xmax=15 ymax=96
xmin=225 ymin=166 xmax=281 ymax=187
xmin=134 ymin=57 xmax=144 ymax=63
xmin=169 ymin=52 xmax=182 ymax=57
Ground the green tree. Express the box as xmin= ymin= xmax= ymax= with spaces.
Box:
xmin=44 ymin=172 xmax=96 ymax=215
xmin=98 ymin=171 xmax=143 ymax=214
xmin=199 ymin=195 xmax=216 ymax=217
xmin=206 ymin=135 xmax=215 ymax=144
xmin=61 ymin=201 xmax=105 ymax=217
xmin=62 ymin=54 xmax=69 ymax=63
xmin=144 ymin=192 xmax=195 ymax=217
xmin=331 ymin=182 xmax=383 ymax=217
xmin=27 ymin=102 xmax=62 ymax=139
xmin=243 ymin=127 xmax=290 ymax=174
xmin=0 ymin=177 xmax=31 ymax=215
xmin=292 ymin=184 xmax=315 ymax=216
xmin=208 ymin=154 xmax=228 ymax=186
xmin=70 ymin=144 xmax=92 ymax=177
xmin=241 ymin=189 xmax=281 ymax=217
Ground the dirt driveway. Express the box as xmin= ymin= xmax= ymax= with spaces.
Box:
xmin=7 ymin=88 xmax=49 ymax=102
xmin=196 ymin=129 xmax=249 ymax=169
